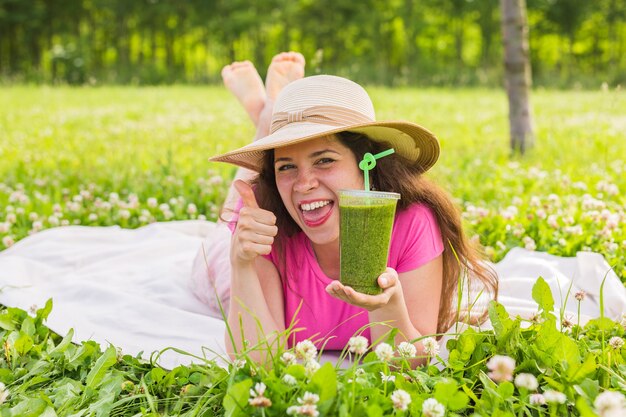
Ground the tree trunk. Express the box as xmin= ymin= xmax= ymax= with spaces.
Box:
xmin=501 ymin=0 xmax=534 ymax=154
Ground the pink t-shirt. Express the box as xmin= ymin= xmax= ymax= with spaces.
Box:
xmin=230 ymin=202 xmax=444 ymax=350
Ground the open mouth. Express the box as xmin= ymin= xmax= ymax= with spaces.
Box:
xmin=299 ymin=200 xmax=335 ymax=227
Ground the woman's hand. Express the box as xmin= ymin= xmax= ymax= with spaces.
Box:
xmin=230 ymin=180 xmax=278 ymax=265
xmin=325 ymin=267 xmax=401 ymax=311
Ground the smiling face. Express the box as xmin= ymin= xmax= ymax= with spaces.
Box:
xmin=273 ymin=135 xmax=364 ymax=246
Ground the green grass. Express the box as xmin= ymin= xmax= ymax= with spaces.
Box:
xmin=1 ymin=85 xmax=624 ymax=276
xmin=0 ymin=85 xmax=625 ymax=416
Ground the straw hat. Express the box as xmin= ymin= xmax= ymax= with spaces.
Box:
xmin=210 ymin=75 xmax=440 ymax=173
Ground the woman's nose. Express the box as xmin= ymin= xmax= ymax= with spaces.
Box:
xmin=294 ymin=169 xmax=319 ymax=193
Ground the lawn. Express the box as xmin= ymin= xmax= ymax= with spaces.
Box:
xmin=0 ymin=86 xmax=625 ymax=416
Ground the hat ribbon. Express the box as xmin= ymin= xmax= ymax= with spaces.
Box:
xmin=270 ymin=105 xmax=373 ymax=134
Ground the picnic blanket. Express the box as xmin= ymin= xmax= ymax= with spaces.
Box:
xmin=1 ymin=221 xmax=624 ymax=369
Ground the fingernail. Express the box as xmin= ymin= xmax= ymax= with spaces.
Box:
xmin=380 ymin=277 xmax=388 ymax=286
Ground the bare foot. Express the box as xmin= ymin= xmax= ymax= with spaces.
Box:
xmin=265 ymin=52 xmax=306 ymax=101
xmin=221 ymin=60 xmax=266 ymax=126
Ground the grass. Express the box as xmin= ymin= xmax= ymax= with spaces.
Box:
xmin=0 ymin=85 xmax=625 ymax=415
xmin=1 ymin=85 xmax=624 ymax=276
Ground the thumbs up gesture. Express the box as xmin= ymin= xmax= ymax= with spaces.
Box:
xmin=230 ymin=180 xmax=279 ymax=264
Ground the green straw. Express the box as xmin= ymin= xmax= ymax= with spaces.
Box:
xmin=358 ymin=148 xmax=395 ymax=191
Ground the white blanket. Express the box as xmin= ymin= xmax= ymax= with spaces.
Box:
xmin=1 ymin=221 xmax=624 ymax=369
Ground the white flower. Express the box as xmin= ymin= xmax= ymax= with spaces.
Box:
xmin=374 ymin=343 xmax=394 ymax=362
xmin=391 ymin=389 xmax=412 ymax=411
xmin=543 ymin=389 xmax=567 ymax=404
xmin=187 ymin=203 xmax=197 ymax=215
xmin=422 ymin=397 xmax=445 ymax=417
xmin=529 ymin=393 xmax=546 ymax=405
xmin=0 ymin=222 xmax=9 ymax=233
xmin=304 ymin=359 xmax=320 ymax=376
xmin=514 ymin=373 xmax=538 ymax=391
xmin=397 ymin=341 xmax=417 ymax=357
xmin=609 ymin=337 xmax=624 ymax=350
xmin=422 ymin=337 xmax=440 ymax=357
xmin=2 ymin=235 xmax=14 ymax=248
xmin=282 ymin=374 xmax=297 ymax=386
xmin=348 ymin=335 xmax=369 ymax=355
xmin=299 ymin=392 xmax=320 ymax=405
xmin=88 ymin=213 xmax=98 ymax=222
xmin=248 ymin=382 xmax=271 ymax=408
xmin=281 ymin=351 xmax=296 ymax=366
xmin=0 ymin=382 xmax=8 ymax=404
xmin=287 ymin=392 xmax=320 ymax=417
xmin=620 ymin=313 xmax=626 ymax=329
xmin=594 ymin=391 xmax=626 ymax=417
xmin=295 ymin=340 xmax=317 ymax=361
xmin=574 ymin=290 xmax=586 ymax=301
xmin=6 ymin=213 xmax=16 ymax=224
xmin=522 ymin=236 xmax=536 ymax=251
xmin=380 ymin=372 xmax=395 ymax=383
xmin=119 ymin=209 xmax=131 ymax=219
xmin=232 ymin=359 xmax=245 ymax=370
xmin=487 ymin=355 xmax=516 ymax=383
xmin=147 ymin=197 xmax=158 ymax=208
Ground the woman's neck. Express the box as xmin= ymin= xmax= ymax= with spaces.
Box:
xmin=311 ymin=240 xmax=340 ymax=280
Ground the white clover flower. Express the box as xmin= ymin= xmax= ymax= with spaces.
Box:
xmin=609 ymin=337 xmax=624 ymax=350
xmin=529 ymin=393 xmax=546 ymax=405
xmin=514 ymin=373 xmax=538 ymax=391
xmin=6 ymin=213 xmax=16 ymax=224
xmin=380 ymin=372 xmax=395 ymax=383
xmin=304 ymin=359 xmax=320 ymax=376
xmin=574 ymin=290 xmax=586 ymax=301
xmin=374 ymin=343 xmax=394 ymax=362
xmin=397 ymin=341 xmax=417 ymax=357
xmin=282 ymin=374 xmax=297 ymax=386
xmin=543 ymin=389 xmax=567 ymax=404
xmin=109 ymin=192 xmax=120 ymax=203
xmin=287 ymin=392 xmax=320 ymax=417
xmin=198 ymin=214 xmax=207 ymax=221
xmin=422 ymin=397 xmax=445 ymax=417
xmin=147 ymin=197 xmax=158 ymax=208
xmin=355 ymin=368 xmax=365 ymax=376
xmin=594 ymin=391 xmax=626 ymax=417
xmin=348 ymin=335 xmax=369 ymax=355
xmin=523 ymin=236 xmax=536 ymax=251
xmin=299 ymin=392 xmax=320 ymax=405
xmin=163 ymin=210 xmax=174 ymax=220
xmin=295 ymin=340 xmax=317 ymax=361
xmin=422 ymin=337 xmax=440 ymax=357
xmin=48 ymin=215 xmax=60 ymax=226
xmin=2 ymin=235 xmax=14 ymax=247
xmin=547 ymin=215 xmax=559 ymax=228
xmin=248 ymin=382 xmax=271 ymax=408
xmin=281 ymin=351 xmax=297 ymax=366
xmin=0 ymin=382 xmax=9 ymax=404
xmin=0 ymin=222 xmax=9 ymax=233
xmin=391 ymin=389 xmax=412 ymax=411
xmin=232 ymin=359 xmax=246 ymax=370
xmin=28 ymin=304 xmax=38 ymax=316
xmin=119 ymin=209 xmax=131 ymax=219
xmin=187 ymin=203 xmax=197 ymax=215
xmin=159 ymin=203 xmax=170 ymax=212
xmin=620 ymin=313 xmax=626 ymax=330
xmin=28 ymin=212 xmax=38 ymax=222
xmin=88 ymin=213 xmax=98 ymax=222
xmin=487 ymin=355 xmax=516 ymax=383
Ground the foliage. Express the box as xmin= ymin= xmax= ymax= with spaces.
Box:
xmin=0 ymin=0 xmax=625 ymax=86
xmin=0 ymin=85 xmax=625 ymax=415
xmin=1 ymin=278 xmax=625 ymax=415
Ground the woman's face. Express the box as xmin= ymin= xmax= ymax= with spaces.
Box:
xmin=274 ymin=136 xmax=364 ymax=246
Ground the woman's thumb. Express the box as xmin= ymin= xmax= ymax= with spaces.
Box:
xmin=233 ymin=179 xmax=259 ymax=208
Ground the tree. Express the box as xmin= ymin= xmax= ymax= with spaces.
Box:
xmin=501 ymin=0 xmax=534 ymax=154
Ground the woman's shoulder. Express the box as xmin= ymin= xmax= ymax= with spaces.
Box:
xmin=395 ymin=202 xmax=437 ymax=224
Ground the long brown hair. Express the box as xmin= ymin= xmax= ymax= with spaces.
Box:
xmin=249 ymin=131 xmax=498 ymax=334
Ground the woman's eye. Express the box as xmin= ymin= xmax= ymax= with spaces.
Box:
xmin=277 ymin=164 xmax=295 ymax=172
xmin=316 ymin=158 xmax=335 ymax=165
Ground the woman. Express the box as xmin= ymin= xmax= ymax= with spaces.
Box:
xmin=194 ymin=52 xmax=498 ymax=364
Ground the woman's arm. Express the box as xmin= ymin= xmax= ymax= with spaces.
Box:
xmin=226 ymin=180 xmax=286 ymax=362
xmin=227 ymin=256 xmax=285 ymax=360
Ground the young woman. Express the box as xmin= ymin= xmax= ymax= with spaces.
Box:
xmin=192 ymin=52 xmax=498 ymax=364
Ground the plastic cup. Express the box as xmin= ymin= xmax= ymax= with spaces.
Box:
xmin=338 ymin=190 xmax=400 ymax=295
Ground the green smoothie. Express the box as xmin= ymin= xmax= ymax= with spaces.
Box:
xmin=339 ymin=190 xmax=400 ymax=295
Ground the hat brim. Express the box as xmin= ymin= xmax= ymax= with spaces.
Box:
xmin=209 ymin=120 xmax=439 ymax=173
